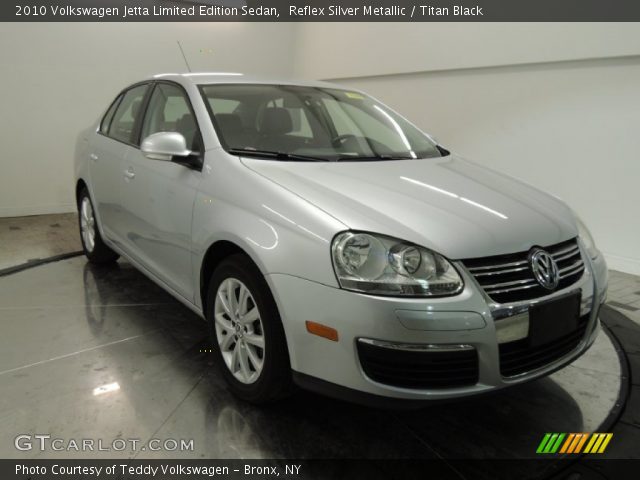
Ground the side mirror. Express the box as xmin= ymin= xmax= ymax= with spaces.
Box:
xmin=141 ymin=132 xmax=191 ymax=161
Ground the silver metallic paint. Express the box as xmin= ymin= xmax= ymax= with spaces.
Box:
xmin=74 ymin=73 xmax=608 ymax=400
xmin=141 ymin=131 xmax=192 ymax=160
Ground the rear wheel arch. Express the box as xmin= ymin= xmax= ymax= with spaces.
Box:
xmin=75 ymin=179 xmax=88 ymax=206
xmin=77 ymin=184 xmax=119 ymax=264
xmin=75 ymin=179 xmax=104 ymax=238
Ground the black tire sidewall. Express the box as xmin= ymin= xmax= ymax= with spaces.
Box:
xmin=78 ymin=188 xmax=118 ymax=264
xmin=206 ymin=254 xmax=291 ymax=403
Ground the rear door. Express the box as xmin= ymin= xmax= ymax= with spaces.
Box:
xmin=89 ymin=83 xmax=151 ymax=248
xmin=119 ymin=82 xmax=203 ymax=300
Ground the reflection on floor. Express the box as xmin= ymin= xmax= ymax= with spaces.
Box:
xmin=0 ymin=256 xmax=626 ymax=478
xmin=0 ymin=213 xmax=81 ymax=270
xmin=608 ymin=270 xmax=640 ymax=314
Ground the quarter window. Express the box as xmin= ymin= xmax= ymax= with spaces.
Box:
xmin=100 ymin=94 xmax=122 ymax=135
xmin=108 ymin=84 xmax=149 ymax=144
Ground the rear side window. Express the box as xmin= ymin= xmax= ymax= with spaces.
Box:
xmin=108 ymin=84 xmax=149 ymax=144
xmin=100 ymin=95 xmax=122 ymax=134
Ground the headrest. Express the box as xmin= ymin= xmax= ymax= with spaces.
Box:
xmin=177 ymin=113 xmax=195 ymax=130
xmin=259 ymin=108 xmax=293 ymax=135
xmin=215 ymin=113 xmax=242 ymax=135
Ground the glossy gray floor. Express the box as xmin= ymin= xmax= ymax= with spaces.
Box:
xmin=0 ymin=257 xmax=623 ymax=464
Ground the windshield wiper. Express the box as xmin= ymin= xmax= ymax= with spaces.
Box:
xmin=228 ymin=148 xmax=328 ymax=162
xmin=335 ymin=154 xmax=415 ymax=162
xmin=229 ymin=148 xmax=416 ymax=162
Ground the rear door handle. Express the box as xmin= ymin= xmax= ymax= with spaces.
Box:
xmin=124 ymin=167 xmax=136 ymax=180
xmin=89 ymin=153 xmax=98 ymax=162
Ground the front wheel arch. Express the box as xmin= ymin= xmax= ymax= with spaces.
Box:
xmin=200 ymin=240 xmax=247 ymax=313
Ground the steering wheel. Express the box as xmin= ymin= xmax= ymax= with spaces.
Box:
xmin=331 ymin=134 xmax=358 ymax=148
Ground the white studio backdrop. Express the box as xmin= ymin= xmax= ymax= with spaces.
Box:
xmin=0 ymin=22 xmax=296 ymax=217
xmin=0 ymin=22 xmax=638 ymax=275
xmin=294 ymin=23 xmax=640 ymax=275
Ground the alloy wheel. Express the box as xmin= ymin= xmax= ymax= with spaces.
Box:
xmin=214 ymin=278 xmax=265 ymax=384
xmin=80 ymin=197 xmax=96 ymax=253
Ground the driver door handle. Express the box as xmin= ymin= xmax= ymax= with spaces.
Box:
xmin=124 ymin=167 xmax=136 ymax=180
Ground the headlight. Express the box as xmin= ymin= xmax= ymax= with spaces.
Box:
xmin=331 ymin=232 xmax=463 ymax=296
xmin=576 ymin=218 xmax=599 ymax=260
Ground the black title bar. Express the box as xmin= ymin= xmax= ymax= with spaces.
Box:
xmin=4 ymin=458 xmax=640 ymax=479
xmin=5 ymin=0 xmax=640 ymax=21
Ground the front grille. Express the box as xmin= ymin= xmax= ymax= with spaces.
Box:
xmin=357 ymin=341 xmax=479 ymax=389
xmin=462 ymin=238 xmax=585 ymax=304
xmin=499 ymin=313 xmax=589 ymax=377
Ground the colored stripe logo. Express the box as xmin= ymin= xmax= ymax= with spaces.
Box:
xmin=536 ymin=433 xmax=613 ymax=454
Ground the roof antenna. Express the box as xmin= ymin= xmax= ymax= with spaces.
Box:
xmin=177 ymin=41 xmax=192 ymax=73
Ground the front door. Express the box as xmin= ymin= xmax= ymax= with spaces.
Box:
xmin=119 ymin=82 xmax=203 ymax=301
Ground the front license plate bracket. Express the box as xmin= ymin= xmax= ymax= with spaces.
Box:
xmin=528 ymin=291 xmax=581 ymax=347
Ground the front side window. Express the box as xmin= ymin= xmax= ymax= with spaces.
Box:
xmin=108 ymin=84 xmax=149 ymax=144
xmin=141 ymin=83 xmax=201 ymax=151
xmin=200 ymin=84 xmax=442 ymax=161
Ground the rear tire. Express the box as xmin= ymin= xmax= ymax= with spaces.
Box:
xmin=206 ymin=254 xmax=292 ymax=404
xmin=77 ymin=187 xmax=119 ymax=264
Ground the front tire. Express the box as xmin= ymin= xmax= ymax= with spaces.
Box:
xmin=77 ymin=187 xmax=119 ymax=264
xmin=206 ymin=254 xmax=292 ymax=404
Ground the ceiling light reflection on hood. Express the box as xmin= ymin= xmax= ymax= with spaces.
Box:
xmin=400 ymin=176 xmax=508 ymax=220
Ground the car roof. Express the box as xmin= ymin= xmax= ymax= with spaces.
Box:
xmin=146 ymin=72 xmax=347 ymax=90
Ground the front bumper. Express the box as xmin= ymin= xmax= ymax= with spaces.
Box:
xmin=266 ymin=250 xmax=607 ymax=401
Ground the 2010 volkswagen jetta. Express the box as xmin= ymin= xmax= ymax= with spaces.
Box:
xmin=74 ymin=73 xmax=608 ymax=405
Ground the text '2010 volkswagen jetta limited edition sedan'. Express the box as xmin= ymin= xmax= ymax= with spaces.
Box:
xmin=74 ymin=73 xmax=608 ymax=405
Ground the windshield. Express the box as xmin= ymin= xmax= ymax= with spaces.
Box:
xmin=199 ymin=84 xmax=443 ymax=161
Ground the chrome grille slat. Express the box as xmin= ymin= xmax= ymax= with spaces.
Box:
xmin=560 ymin=264 xmax=584 ymax=279
xmin=558 ymin=259 xmax=583 ymax=275
xmin=472 ymin=265 xmax=530 ymax=277
xmin=484 ymin=277 xmax=537 ymax=291
xmin=485 ymin=282 xmax=540 ymax=295
xmin=462 ymin=238 xmax=584 ymax=304
xmin=552 ymin=248 xmax=581 ymax=262
xmin=466 ymin=260 xmax=528 ymax=273
xmin=550 ymin=245 xmax=580 ymax=258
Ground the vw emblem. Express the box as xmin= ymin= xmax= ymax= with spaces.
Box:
xmin=529 ymin=249 xmax=559 ymax=290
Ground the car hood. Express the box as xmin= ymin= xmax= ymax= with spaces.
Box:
xmin=240 ymin=154 xmax=577 ymax=260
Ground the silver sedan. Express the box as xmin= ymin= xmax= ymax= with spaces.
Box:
xmin=74 ymin=73 xmax=608 ymax=405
